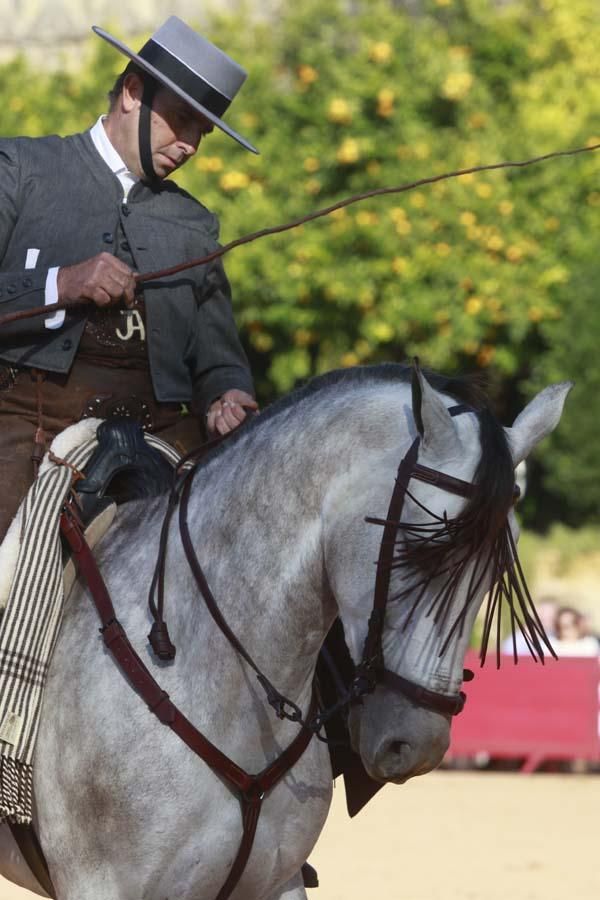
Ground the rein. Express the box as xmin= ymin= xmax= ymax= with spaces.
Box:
xmin=60 ymin=502 xmax=315 ymax=900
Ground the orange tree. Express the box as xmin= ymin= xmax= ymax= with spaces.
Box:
xmin=0 ymin=0 xmax=598 ymax=523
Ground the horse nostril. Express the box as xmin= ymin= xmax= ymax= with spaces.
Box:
xmin=389 ymin=740 xmax=409 ymax=756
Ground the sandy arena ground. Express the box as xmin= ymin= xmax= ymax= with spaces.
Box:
xmin=1 ymin=770 xmax=598 ymax=900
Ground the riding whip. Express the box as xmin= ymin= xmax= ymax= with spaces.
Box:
xmin=0 ymin=141 xmax=598 ymax=330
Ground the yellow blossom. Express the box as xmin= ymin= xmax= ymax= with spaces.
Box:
xmin=395 ymin=219 xmax=412 ymax=236
xmin=435 ymin=242 xmax=451 ymax=257
xmin=252 ymin=333 xmax=273 ymax=352
xmin=477 ymin=345 xmax=495 ymax=367
xmin=461 ymin=172 xmax=474 ymax=184
xmin=414 ymin=142 xmax=430 ymax=160
xmin=9 ymin=97 xmax=24 ymax=112
xmin=390 ymin=207 xmax=407 ymax=223
xmin=356 ymin=211 xmax=379 ymax=226
xmin=486 ymin=235 xmax=505 ymax=252
xmin=476 ymin=183 xmax=492 ymax=199
xmin=294 ymin=329 xmax=313 ymax=347
xmin=498 ymin=200 xmax=513 ymax=216
xmin=298 ymin=64 xmax=318 ymax=85
xmin=240 ymin=112 xmax=258 ymax=128
xmin=435 ymin=310 xmax=450 ymax=323
xmin=460 ymin=277 xmax=474 ymax=291
xmin=219 ymin=171 xmax=250 ymax=191
xmin=397 ymin=145 xmax=412 ymax=161
xmin=465 ymin=297 xmax=482 ymax=315
xmin=303 ymin=156 xmax=320 ymax=173
xmin=371 ymin=322 xmax=394 ymax=342
xmin=328 ymin=98 xmax=353 ymax=125
xmin=460 ymin=211 xmax=477 ymax=227
xmin=540 ymin=265 xmax=569 ymax=286
xmin=506 ymin=245 xmax=523 ymax=263
xmin=392 ymin=257 xmax=409 ymax=275
xmin=545 ymin=217 xmax=560 ymax=231
xmin=369 ymin=42 xmax=393 ymax=64
xmin=468 ymin=112 xmax=488 ymax=129
xmin=336 ymin=138 xmax=360 ymax=165
xmin=341 ymin=352 xmax=359 ymax=367
xmin=449 ymin=46 xmax=470 ymax=60
xmin=359 ymin=288 xmax=375 ymax=308
xmin=587 ymin=192 xmax=600 ymax=207
xmin=528 ymin=307 xmax=544 ymax=322
xmin=331 ymin=208 xmax=347 ymax=221
xmin=436 ymin=0 xmax=453 ymax=6
xmin=410 ymin=192 xmax=426 ymax=209
xmin=367 ymin=161 xmax=381 ymax=176
xmin=355 ymin=339 xmax=371 ymax=358
xmin=196 ymin=156 xmax=224 ymax=173
xmin=442 ymin=71 xmax=473 ymax=101
xmin=462 ymin=341 xmax=478 ymax=355
xmin=376 ymin=88 xmax=395 ymax=118
xmin=305 ymin=178 xmax=321 ymax=195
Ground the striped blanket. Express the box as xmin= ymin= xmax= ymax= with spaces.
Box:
xmin=0 ymin=421 xmax=179 ymax=824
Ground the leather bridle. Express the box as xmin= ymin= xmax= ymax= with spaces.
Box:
xmin=59 ymin=403 xmax=483 ymax=899
xmin=352 ymin=406 xmax=478 ymax=719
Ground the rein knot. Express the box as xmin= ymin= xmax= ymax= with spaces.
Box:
xmin=148 ymin=621 xmax=177 ymax=661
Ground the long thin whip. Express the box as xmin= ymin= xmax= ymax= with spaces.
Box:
xmin=0 ymin=141 xmax=597 ymax=329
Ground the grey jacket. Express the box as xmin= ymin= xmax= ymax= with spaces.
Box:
xmin=0 ymin=130 xmax=253 ymax=414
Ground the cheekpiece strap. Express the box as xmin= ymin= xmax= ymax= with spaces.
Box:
xmin=139 ymin=76 xmax=158 ymax=182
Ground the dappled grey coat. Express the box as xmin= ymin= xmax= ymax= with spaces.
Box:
xmin=0 ymin=130 xmax=253 ymax=415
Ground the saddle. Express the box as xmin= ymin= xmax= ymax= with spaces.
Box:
xmin=75 ymin=417 xmax=175 ymax=524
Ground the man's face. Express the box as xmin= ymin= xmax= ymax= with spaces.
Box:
xmin=148 ymin=87 xmax=214 ymax=178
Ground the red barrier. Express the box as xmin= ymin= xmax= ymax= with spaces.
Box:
xmin=445 ymin=651 xmax=600 ymax=772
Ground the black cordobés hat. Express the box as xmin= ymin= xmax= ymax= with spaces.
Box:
xmin=93 ymin=15 xmax=258 ymax=154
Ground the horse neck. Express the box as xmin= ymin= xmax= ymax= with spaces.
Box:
xmin=170 ymin=383 xmax=411 ymax=698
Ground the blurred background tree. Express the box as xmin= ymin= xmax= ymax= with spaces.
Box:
xmin=0 ymin=0 xmax=598 ymax=528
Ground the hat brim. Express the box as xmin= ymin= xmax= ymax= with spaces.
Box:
xmin=92 ymin=25 xmax=258 ymax=154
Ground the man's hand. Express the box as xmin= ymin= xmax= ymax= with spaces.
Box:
xmin=206 ymin=389 xmax=259 ymax=436
xmin=57 ymin=252 xmax=137 ymax=309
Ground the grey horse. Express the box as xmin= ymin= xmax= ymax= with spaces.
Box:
xmin=0 ymin=364 xmax=570 ymax=900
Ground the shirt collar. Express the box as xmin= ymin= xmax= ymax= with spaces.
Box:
xmin=89 ymin=116 xmax=139 ymax=197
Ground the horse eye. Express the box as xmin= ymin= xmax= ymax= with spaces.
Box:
xmin=512 ymin=483 xmax=521 ymax=505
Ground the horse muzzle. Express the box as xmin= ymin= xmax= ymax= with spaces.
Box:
xmin=348 ymin=686 xmax=451 ymax=783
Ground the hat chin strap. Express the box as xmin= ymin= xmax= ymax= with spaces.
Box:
xmin=139 ymin=77 xmax=158 ymax=182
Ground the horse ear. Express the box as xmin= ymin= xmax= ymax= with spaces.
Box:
xmin=411 ymin=360 xmax=462 ymax=458
xmin=505 ymin=382 xmax=573 ymax=466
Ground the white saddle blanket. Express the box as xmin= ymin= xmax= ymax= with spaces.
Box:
xmin=0 ymin=419 xmax=179 ymax=825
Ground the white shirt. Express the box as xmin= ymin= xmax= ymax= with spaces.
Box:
xmin=45 ymin=116 xmax=139 ymax=329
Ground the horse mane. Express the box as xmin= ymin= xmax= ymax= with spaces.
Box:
xmin=195 ymin=363 xmax=551 ymax=663
xmin=197 ymin=362 xmax=489 ymax=468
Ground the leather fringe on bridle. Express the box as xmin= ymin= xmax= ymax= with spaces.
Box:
xmin=0 ymin=142 xmax=598 ymax=330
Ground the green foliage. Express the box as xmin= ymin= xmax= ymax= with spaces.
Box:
xmin=0 ymin=0 xmax=598 ymax=524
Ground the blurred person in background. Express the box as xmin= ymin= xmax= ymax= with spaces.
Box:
xmin=552 ymin=605 xmax=599 ymax=657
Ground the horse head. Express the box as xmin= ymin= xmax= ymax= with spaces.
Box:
xmin=324 ymin=366 xmax=571 ymax=785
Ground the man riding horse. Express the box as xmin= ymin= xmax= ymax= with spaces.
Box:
xmin=0 ymin=15 xmax=257 ymax=543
